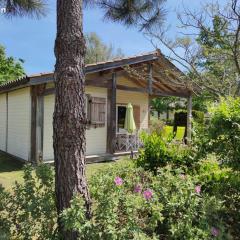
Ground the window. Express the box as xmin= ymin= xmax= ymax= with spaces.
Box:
xmin=117 ymin=105 xmax=127 ymax=132
xmin=86 ymin=95 xmax=106 ymax=128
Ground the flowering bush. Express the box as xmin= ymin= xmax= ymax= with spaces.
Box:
xmin=62 ymin=163 xmax=229 ymax=239
xmin=194 ymin=158 xmax=240 ymax=238
xmin=0 ymin=164 xmax=57 ymax=239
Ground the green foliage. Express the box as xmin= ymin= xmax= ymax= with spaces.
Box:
xmin=62 ymin=163 xmax=228 ymax=239
xmin=196 ymin=12 xmax=240 ymax=97
xmin=193 ymin=110 xmax=205 ymax=124
xmin=85 ymin=32 xmax=124 ymax=64
xmin=192 ymin=92 xmax=213 ymax=113
xmin=151 ymin=97 xmax=177 ymax=114
xmin=195 ymin=157 xmax=231 ymax=185
xmin=174 ymin=110 xmax=204 ymax=127
xmin=97 ymin=0 xmax=166 ymax=31
xmin=206 ymin=97 xmax=240 ymax=169
xmin=136 ymin=132 xmax=195 ymax=172
xmin=0 ymin=45 xmax=25 ymax=84
xmin=0 ymin=164 xmax=57 ymax=240
xmin=193 ymin=158 xmax=240 ymax=238
xmin=151 ymin=97 xmax=184 ymax=120
xmin=149 ymin=118 xmax=165 ymax=135
xmin=1 ymin=0 xmax=46 ymax=18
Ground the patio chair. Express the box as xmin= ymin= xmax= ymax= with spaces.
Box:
xmin=115 ymin=130 xmax=139 ymax=153
xmin=163 ymin=125 xmax=174 ymax=140
xmin=175 ymin=126 xmax=186 ymax=142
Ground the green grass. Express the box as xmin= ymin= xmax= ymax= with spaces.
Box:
xmin=0 ymin=151 xmax=127 ymax=189
xmin=0 ymin=152 xmax=24 ymax=189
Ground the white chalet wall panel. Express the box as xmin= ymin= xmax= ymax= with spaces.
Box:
xmin=7 ymin=88 xmax=31 ymax=160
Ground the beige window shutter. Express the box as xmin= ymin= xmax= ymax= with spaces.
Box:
xmin=133 ymin=105 xmax=140 ymax=129
xmin=90 ymin=97 xmax=106 ymax=128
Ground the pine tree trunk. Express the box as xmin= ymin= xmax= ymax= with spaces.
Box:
xmin=54 ymin=0 xmax=91 ymax=238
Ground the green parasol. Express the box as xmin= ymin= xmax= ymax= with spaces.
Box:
xmin=124 ymin=103 xmax=136 ymax=133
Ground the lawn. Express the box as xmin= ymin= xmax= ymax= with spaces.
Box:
xmin=0 ymin=151 xmax=126 ymax=189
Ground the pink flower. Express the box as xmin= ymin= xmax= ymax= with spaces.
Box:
xmin=211 ymin=227 xmax=220 ymax=237
xmin=195 ymin=185 xmax=201 ymax=194
xmin=134 ymin=184 xmax=142 ymax=193
xmin=114 ymin=176 xmax=123 ymax=186
xmin=143 ymin=189 xmax=153 ymax=200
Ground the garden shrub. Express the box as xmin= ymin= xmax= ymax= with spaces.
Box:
xmin=0 ymin=164 xmax=57 ymax=240
xmin=206 ymin=97 xmax=240 ymax=169
xmin=62 ymin=163 xmax=228 ymax=239
xmin=136 ymin=132 xmax=196 ymax=172
xmin=149 ymin=118 xmax=165 ymax=135
xmin=193 ymin=158 xmax=240 ymax=238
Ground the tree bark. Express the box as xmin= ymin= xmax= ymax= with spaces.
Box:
xmin=54 ymin=0 xmax=91 ymax=238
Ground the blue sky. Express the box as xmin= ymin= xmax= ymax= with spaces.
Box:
xmin=0 ymin=0 xmax=226 ymax=75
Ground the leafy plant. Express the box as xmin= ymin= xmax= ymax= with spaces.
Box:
xmin=0 ymin=164 xmax=57 ymax=240
xmin=136 ymin=132 xmax=196 ymax=172
xmin=197 ymin=97 xmax=240 ymax=169
xmin=193 ymin=158 xmax=240 ymax=238
xmin=0 ymin=45 xmax=25 ymax=84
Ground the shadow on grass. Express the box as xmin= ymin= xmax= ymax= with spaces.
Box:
xmin=0 ymin=152 xmax=24 ymax=173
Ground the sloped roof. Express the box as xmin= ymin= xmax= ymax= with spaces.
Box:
xmin=0 ymin=50 xmax=192 ymax=97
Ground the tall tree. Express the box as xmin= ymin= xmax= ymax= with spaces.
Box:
xmin=53 ymin=1 xmax=91 ymax=239
xmin=3 ymin=0 xmax=166 ymax=238
xmin=0 ymin=45 xmax=25 ymax=84
xmin=147 ymin=0 xmax=240 ymax=98
xmin=85 ymin=32 xmax=124 ymax=64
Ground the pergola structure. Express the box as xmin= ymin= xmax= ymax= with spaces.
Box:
xmin=83 ymin=50 xmax=193 ymax=149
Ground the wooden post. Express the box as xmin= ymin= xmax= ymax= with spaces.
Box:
xmin=30 ymin=86 xmax=37 ymax=164
xmin=107 ymin=72 xmax=117 ymax=154
xmin=5 ymin=92 xmax=8 ymax=152
xmin=187 ymin=95 xmax=192 ymax=144
xmin=148 ymin=63 xmax=153 ymax=95
xmin=148 ymin=95 xmax=153 ymax=128
xmin=35 ymin=84 xmax=46 ymax=163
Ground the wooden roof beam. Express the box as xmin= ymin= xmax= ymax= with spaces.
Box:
xmin=153 ymin=61 xmax=184 ymax=85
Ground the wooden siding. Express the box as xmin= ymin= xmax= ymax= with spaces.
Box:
xmin=133 ymin=105 xmax=141 ymax=129
xmin=42 ymin=86 xmax=107 ymax=161
xmin=117 ymin=90 xmax=148 ymax=129
xmin=85 ymin=87 xmax=107 ymax=155
xmin=117 ymin=75 xmax=141 ymax=88
xmin=7 ymin=88 xmax=31 ymax=160
xmin=0 ymin=94 xmax=6 ymax=151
